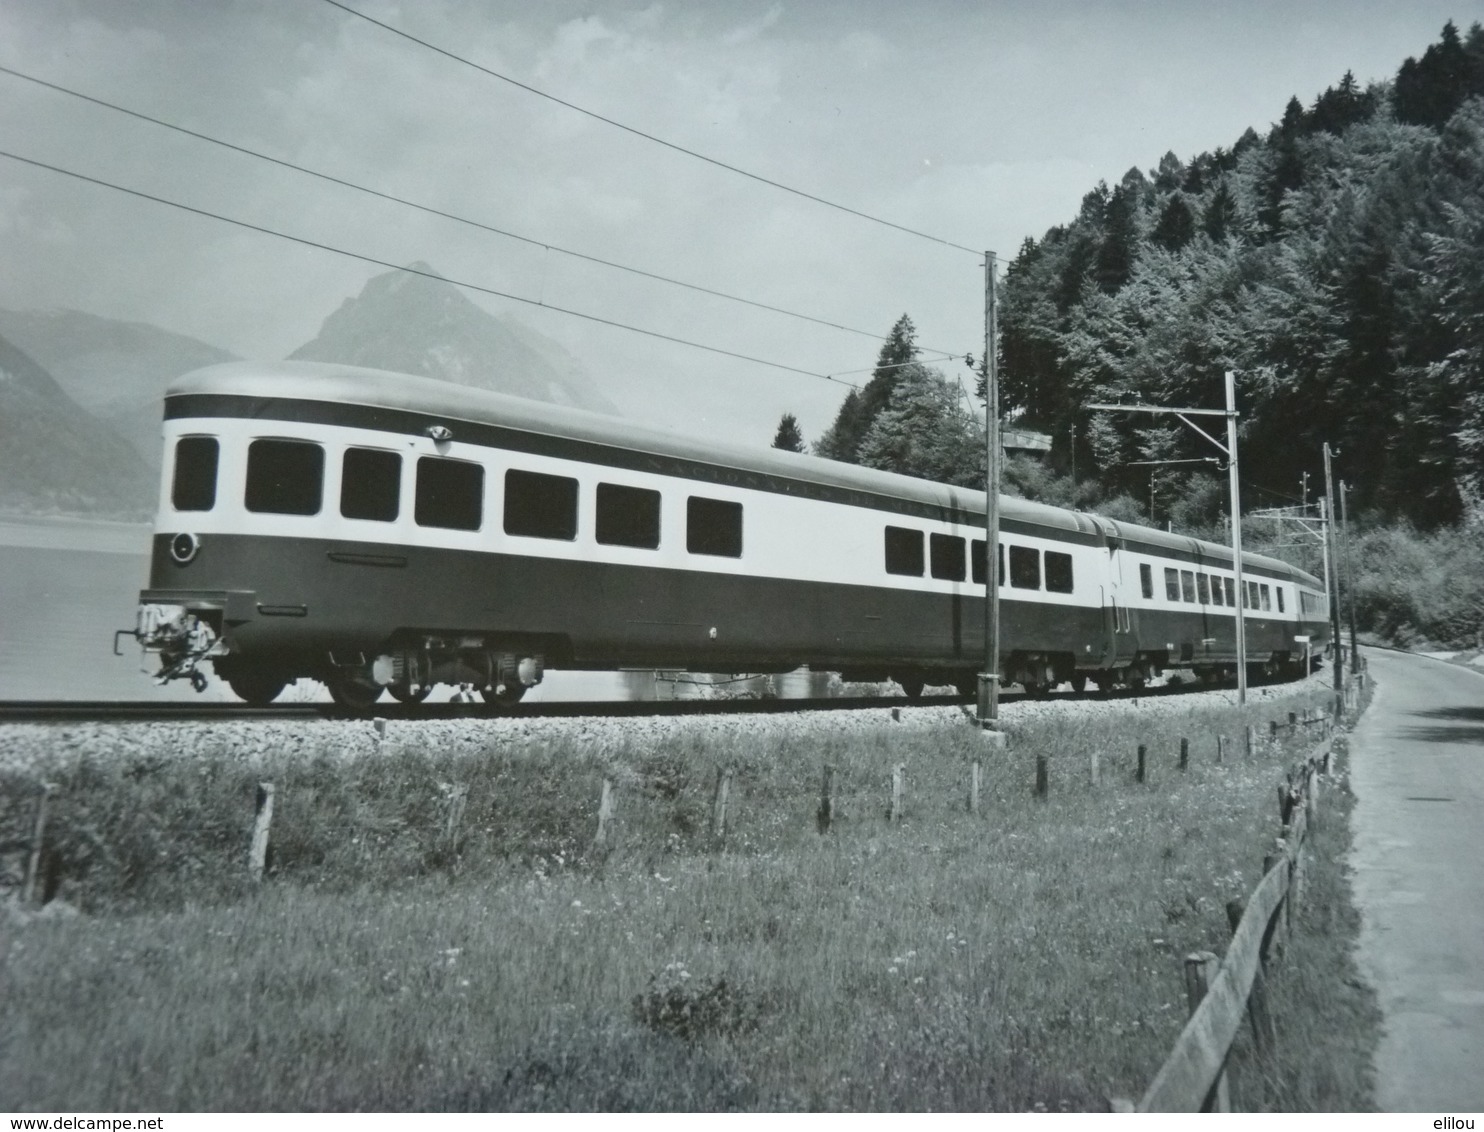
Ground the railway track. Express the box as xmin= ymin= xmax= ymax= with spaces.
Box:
xmin=0 ymin=676 xmax=1266 ymax=725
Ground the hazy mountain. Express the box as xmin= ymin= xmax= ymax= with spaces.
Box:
xmin=289 ymin=264 xmax=619 ymax=415
xmin=0 ymin=308 xmax=237 ymax=466
xmin=0 ymin=332 xmax=156 ymax=518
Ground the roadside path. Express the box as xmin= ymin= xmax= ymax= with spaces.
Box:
xmin=1350 ymin=648 xmax=1484 ymax=1112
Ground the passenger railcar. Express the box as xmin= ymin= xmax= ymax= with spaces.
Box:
xmin=129 ymin=361 xmax=1330 ymax=707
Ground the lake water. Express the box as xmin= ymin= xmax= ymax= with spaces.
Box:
xmin=0 ymin=515 xmax=833 ymax=703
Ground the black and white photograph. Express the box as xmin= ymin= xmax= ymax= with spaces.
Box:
xmin=2 ymin=0 xmax=1483 ymax=1116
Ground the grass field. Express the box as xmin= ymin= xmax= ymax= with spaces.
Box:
xmin=0 ymin=684 xmax=1378 ymax=1111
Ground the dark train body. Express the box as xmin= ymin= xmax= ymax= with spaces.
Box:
xmin=131 ymin=362 xmax=1329 ymax=707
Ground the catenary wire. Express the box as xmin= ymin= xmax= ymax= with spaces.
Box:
xmin=0 ymin=148 xmax=861 ymax=388
xmin=0 ymin=64 xmax=964 ymax=358
xmin=320 ymin=0 xmax=986 ymax=258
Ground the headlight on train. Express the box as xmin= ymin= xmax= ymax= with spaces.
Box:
xmin=170 ymin=531 xmax=201 ymax=564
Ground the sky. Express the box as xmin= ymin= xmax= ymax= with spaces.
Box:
xmin=0 ymin=0 xmax=1478 ymax=450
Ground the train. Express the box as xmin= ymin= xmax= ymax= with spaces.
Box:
xmin=126 ymin=360 xmax=1330 ymax=708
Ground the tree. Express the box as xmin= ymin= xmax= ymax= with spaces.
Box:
xmin=814 ymin=314 xmax=918 ymax=463
xmin=771 ymin=412 xmax=805 ymax=452
xmin=856 ymin=364 xmax=983 ymax=486
xmin=1150 ymin=194 xmax=1195 ymax=252
xmin=1203 ymin=179 xmax=1238 ymax=242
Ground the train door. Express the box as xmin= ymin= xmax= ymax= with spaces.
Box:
xmin=1103 ymin=542 xmax=1140 ymax=667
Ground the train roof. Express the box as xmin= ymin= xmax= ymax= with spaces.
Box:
xmin=168 ymin=361 xmax=1321 ymax=588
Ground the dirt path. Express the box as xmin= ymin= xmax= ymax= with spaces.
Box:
xmin=1350 ymin=648 xmax=1484 ymax=1112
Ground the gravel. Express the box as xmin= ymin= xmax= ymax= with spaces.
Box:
xmin=0 ymin=669 xmax=1335 ymax=777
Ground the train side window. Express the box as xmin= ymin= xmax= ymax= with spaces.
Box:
xmin=1211 ymin=577 xmax=1224 ymax=606
xmin=1180 ymin=570 xmax=1196 ymax=602
xmin=1224 ymin=577 xmax=1236 ymax=606
xmin=688 ymin=496 xmax=743 ymax=557
xmin=968 ymin=541 xmax=1005 ymax=586
xmin=1140 ymin=563 xmax=1153 ymax=599
xmin=417 ymin=458 xmax=485 ymax=531
xmin=1277 ymin=588 xmax=1285 ymax=613
xmin=1009 ymin=545 xmax=1040 ymax=589
xmin=245 ymin=438 xmax=324 ymax=515
xmin=1260 ymin=584 xmax=1272 ymax=611
xmin=502 ymin=468 xmax=571 ymax=538
xmin=1045 ymin=550 xmax=1074 ymax=594
xmin=596 ymin=482 xmax=660 ymax=549
xmin=340 ymin=448 xmax=401 ymax=522
xmin=1164 ymin=567 xmax=1180 ymax=601
xmin=884 ymin=526 xmax=924 ymax=576
xmin=930 ymin=533 xmax=966 ymax=581
xmin=1197 ymin=573 xmax=1210 ymax=604
xmin=1246 ymin=580 xmax=1259 ymax=609
xmin=172 ymin=436 xmax=219 ymax=512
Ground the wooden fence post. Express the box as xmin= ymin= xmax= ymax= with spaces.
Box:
xmin=968 ymin=759 xmax=982 ymax=814
xmin=710 ymin=766 xmax=732 ymax=842
xmin=1034 ymin=754 xmax=1048 ymax=798
xmin=594 ymin=777 xmax=615 ymax=848
xmin=373 ymin=716 xmax=386 ymax=754
xmin=1269 ymin=720 xmax=1280 ymax=743
xmin=1225 ymin=898 xmax=1276 ymax=1055
xmin=1262 ymin=851 xmax=1287 ymax=958
xmin=890 ymin=764 xmax=905 ymax=823
xmin=1246 ymin=725 xmax=1257 ymax=759
xmin=1136 ymin=744 xmax=1147 ymax=784
xmin=21 ymin=783 xmax=54 ymax=906
xmin=445 ymin=783 xmax=469 ymax=855
xmin=249 ymin=782 xmax=275 ymax=883
xmin=1183 ymin=952 xmax=1232 ymax=1112
xmin=1179 ymin=737 xmax=1189 ymax=772
xmin=1216 ymin=735 xmax=1226 ymax=764
xmin=817 ymin=765 xmax=835 ymax=833
xmin=1288 ymin=711 xmax=1298 ymax=735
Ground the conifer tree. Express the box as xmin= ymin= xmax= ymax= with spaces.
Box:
xmin=771 ymin=413 xmax=805 ymax=453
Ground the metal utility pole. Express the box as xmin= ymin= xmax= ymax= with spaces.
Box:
xmin=1086 ymin=369 xmax=1247 ymax=704
xmin=977 ymin=250 xmax=1001 ymax=729
xmin=1322 ymin=442 xmax=1343 ymax=699
xmin=1340 ymin=478 xmax=1360 ymax=673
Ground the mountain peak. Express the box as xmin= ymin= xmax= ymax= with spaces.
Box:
xmin=289 ymin=267 xmax=617 ymax=415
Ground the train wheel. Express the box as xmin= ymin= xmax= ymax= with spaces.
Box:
xmin=1022 ymin=680 xmax=1051 ymax=699
xmin=388 ymin=683 xmax=432 ymax=704
xmin=1070 ymin=674 xmax=1088 ymax=695
xmin=955 ymin=674 xmax=977 ymax=699
xmin=224 ymin=668 xmax=288 ymax=706
xmin=328 ymin=672 xmax=383 ymax=712
xmin=896 ymin=674 xmax=925 ymax=700
xmin=481 ymin=683 xmax=527 ymax=708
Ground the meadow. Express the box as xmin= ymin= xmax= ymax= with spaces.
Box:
xmin=0 ymin=682 xmax=1378 ymax=1111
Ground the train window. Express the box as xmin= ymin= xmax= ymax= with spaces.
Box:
xmin=172 ymin=436 xmax=218 ymax=512
xmin=885 ymin=526 xmax=924 ymax=576
xmin=1277 ymin=588 xmax=1285 ymax=613
xmin=930 ymin=534 xmax=966 ymax=581
xmin=340 ymin=448 xmax=401 ymax=522
xmin=1260 ymin=584 xmax=1272 ymax=611
xmin=1211 ymin=577 xmax=1224 ymax=607
xmin=1224 ymin=577 xmax=1236 ymax=606
xmin=1197 ymin=573 xmax=1210 ymax=604
xmin=688 ymin=496 xmax=742 ymax=557
xmin=1045 ymin=550 xmax=1074 ymax=593
xmin=1180 ymin=570 xmax=1196 ymax=602
xmin=596 ymin=483 xmax=660 ymax=549
xmin=245 ymin=438 xmax=323 ymax=515
xmin=1009 ymin=545 xmax=1040 ymax=589
xmin=1164 ymin=568 xmax=1180 ymax=601
xmin=1140 ymin=563 xmax=1153 ymax=599
xmin=1246 ymin=580 xmax=1259 ymax=609
xmin=418 ymin=458 xmax=485 ymax=531
xmin=502 ymin=468 xmax=571 ymax=538
xmin=969 ymin=541 xmax=1006 ymax=586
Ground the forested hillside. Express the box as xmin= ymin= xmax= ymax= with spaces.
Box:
xmin=1000 ymin=20 xmax=1484 ymax=530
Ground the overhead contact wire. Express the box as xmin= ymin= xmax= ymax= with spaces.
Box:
xmin=0 ymin=64 xmax=965 ymax=358
xmin=319 ymin=0 xmax=984 ymax=257
xmin=0 ymin=148 xmax=858 ymax=388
